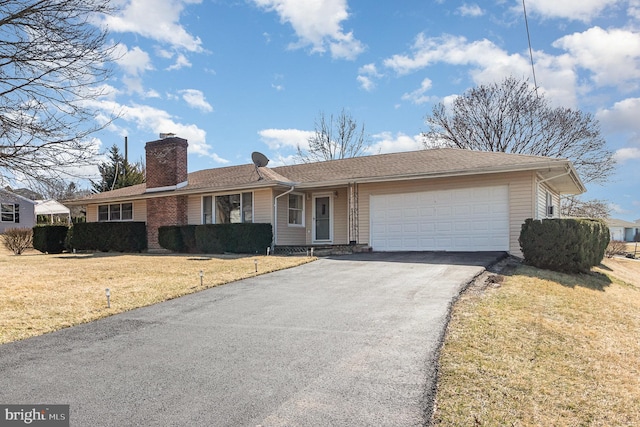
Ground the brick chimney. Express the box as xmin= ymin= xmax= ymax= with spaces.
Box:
xmin=145 ymin=135 xmax=188 ymax=189
xmin=145 ymin=135 xmax=189 ymax=250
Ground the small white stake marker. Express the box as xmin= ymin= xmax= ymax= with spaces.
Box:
xmin=105 ymin=288 xmax=111 ymax=308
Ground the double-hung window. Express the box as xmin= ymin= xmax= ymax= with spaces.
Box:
xmin=202 ymin=192 xmax=253 ymax=224
xmin=288 ymin=194 xmax=304 ymax=226
xmin=0 ymin=203 xmax=19 ymax=223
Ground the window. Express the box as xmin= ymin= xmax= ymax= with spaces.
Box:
xmin=203 ymin=196 xmax=213 ymax=224
xmin=546 ymin=192 xmax=554 ymax=217
xmin=288 ymin=194 xmax=304 ymax=226
xmin=1 ymin=203 xmax=19 ymax=223
xmin=98 ymin=203 xmax=133 ymax=221
xmin=202 ymin=192 xmax=253 ymax=224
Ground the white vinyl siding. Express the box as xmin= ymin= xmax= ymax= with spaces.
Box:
xmin=358 ymin=172 xmax=536 ymax=256
xmin=537 ymin=181 xmax=560 ymax=219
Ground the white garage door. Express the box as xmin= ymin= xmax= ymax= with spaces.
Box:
xmin=370 ymin=185 xmax=509 ymax=252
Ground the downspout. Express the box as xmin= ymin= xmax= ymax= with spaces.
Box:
xmin=536 ymin=167 xmax=572 ymax=219
xmin=273 ymin=185 xmax=296 ymax=248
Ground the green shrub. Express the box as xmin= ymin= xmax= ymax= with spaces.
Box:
xmin=194 ymin=223 xmax=272 ymax=254
xmin=158 ymin=226 xmax=183 ymax=252
xmin=159 ymin=225 xmax=198 ymax=253
xmin=519 ymin=218 xmax=610 ymax=273
xmin=2 ymin=228 xmax=32 ymax=255
xmin=70 ymin=222 xmax=147 ymax=252
xmin=32 ymin=225 xmax=69 ymax=254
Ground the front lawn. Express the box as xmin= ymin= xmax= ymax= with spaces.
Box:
xmin=0 ymin=247 xmax=314 ymax=344
xmin=432 ymin=257 xmax=640 ymax=426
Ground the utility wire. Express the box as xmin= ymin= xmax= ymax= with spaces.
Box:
xmin=522 ymin=0 xmax=539 ymax=97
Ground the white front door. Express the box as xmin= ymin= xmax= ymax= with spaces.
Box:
xmin=313 ymin=195 xmax=332 ymax=242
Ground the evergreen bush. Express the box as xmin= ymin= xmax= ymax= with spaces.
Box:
xmin=32 ymin=225 xmax=69 ymax=254
xmin=519 ymin=218 xmax=609 ymax=273
xmin=70 ymin=222 xmax=147 ymax=252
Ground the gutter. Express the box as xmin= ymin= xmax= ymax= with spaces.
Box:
xmin=273 ymin=184 xmax=297 ymax=247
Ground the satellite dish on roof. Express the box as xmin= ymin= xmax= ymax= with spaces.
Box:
xmin=252 ymin=151 xmax=269 ymax=167
xmin=251 ymin=151 xmax=269 ymax=181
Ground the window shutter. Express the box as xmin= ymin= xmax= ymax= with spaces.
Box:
xmin=14 ymin=204 xmax=19 ymax=223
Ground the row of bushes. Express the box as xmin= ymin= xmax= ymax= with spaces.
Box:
xmin=158 ymin=223 xmax=272 ymax=254
xmin=31 ymin=222 xmax=148 ymax=254
xmin=27 ymin=222 xmax=273 ymax=255
xmin=519 ymin=218 xmax=610 ymax=273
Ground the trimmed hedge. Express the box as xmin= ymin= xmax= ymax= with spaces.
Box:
xmin=519 ymin=218 xmax=610 ymax=273
xmin=158 ymin=225 xmax=197 ymax=253
xmin=32 ymin=225 xmax=69 ymax=254
xmin=159 ymin=223 xmax=272 ymax=254
xmin=70 ymin=222 xmax=147 ymax=252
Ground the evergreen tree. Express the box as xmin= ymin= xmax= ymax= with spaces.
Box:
xmin=92 ymin=144 xmax=145 ymax=192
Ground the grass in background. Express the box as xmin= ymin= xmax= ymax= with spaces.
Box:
xmin=0 ymin=248 xmax=314 ymax=344
xmin=433 ymin=258 xmax=640 ymax=426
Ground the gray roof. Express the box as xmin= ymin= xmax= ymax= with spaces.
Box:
xmin=68 ymin=148 xmax=585 ymax=204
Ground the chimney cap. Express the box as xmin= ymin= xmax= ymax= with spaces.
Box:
xmin=159 ymin=132 xmax=176 ymax=139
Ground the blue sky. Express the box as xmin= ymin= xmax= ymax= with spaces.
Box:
xmin=86 ymin=0 xmax=640 ymax=221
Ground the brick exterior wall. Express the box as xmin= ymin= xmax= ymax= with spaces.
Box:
xmin=146 ymin=195 xmax=188 ymax=250
xmin=144 ymin=136 xmax=190 ymax=250
xmin=145 ymin=137 xmax=188 ymax=189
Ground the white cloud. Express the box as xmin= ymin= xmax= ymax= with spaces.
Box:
xmin=383 ymin=32 xmax=579 ymax=107
xmin=401 ymin=78 xmax=434 ymax=105
xmin=553 ymin=27 xmax=640 ymax=90
xmin=89 ymin=99 xmax=227 ymax=164
xmin=180 ymin=89 xmax=213 ymax=113
xmin=252 ymin=0 xmax=365 ymax=60
xmin=114 ymin=45 xmax=157 ymax=95
xmin=357 ymin=63 xmax=382 ymax=91
xmin=357 ymin=75 xmax=375 ymax=92
xmin=614 ymin=147 xmax=640 ymax=163
xmin=103 ymin=0 xmax=203 ymax=52
xmin=167 ymin=54 xmax=192 ymax=71
xmin=597 ymin=98 xmax=640 ymax=132
xmin=258 ymin=128 xmax=314 ymax=150
xmin=457 ymin=4 xmax=484 ymax=17
xmin=116 ymin=45 xmax=154 ymax=76
xmin=609 ymin=202 xmax=633 ymax=215
xmin=521 ymin=0 xmax=618 ymax=22
xmin=367 ymin=132 xmax=424 ymax=154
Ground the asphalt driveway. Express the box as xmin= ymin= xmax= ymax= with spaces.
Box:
xmin=0 ymin=252 xmax=502 ymax=426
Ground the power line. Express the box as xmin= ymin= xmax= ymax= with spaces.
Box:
xmin=522 ymin=0 xmax=539 ymax=97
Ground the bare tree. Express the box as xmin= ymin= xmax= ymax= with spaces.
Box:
xmin=296 ymin=109 xmax=372 ymax=163
xmin=562 ymin=196 xmax=610 ymax=219
xmin=424 ymin=76 xmax=615 ymax=186
xmin=0 ymin=0 xmax=117 ymax=186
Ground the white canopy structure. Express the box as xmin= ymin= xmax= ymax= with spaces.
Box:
xmin=35 ymin=200 xmax=71 ymax=224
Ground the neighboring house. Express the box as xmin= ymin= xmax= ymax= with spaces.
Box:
xmin=607 ymin=218 xmax=640 ymax=242
xmin=66 ymin=136 xmax=586 ymax=257
xmin=0 ymin=188 xmax=36 ymax=233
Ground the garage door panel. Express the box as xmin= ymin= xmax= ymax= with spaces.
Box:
xmin=370 ymin=185 xmax=509 ymax=252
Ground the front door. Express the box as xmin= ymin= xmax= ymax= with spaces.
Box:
xmin=314 ymin=196 xmax=331 ymax=242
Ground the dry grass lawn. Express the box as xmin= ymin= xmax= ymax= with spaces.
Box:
xmin=433 ymin=257 xmax=640 ymax=426
xmin=0 ymin=246 xmax=314 ymax=344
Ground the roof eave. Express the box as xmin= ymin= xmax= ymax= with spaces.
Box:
xmin=64 ymin=180 xmax=294 ymax=205
xmin=293 ymin=161 xmax=578 ymax=189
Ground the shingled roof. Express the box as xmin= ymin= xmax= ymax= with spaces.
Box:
xmin=69 ymin=148 xmax=584 ymax=203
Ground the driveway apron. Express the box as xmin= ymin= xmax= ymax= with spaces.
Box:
xmin=0 ymin=252 xmax=502 ymax=426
